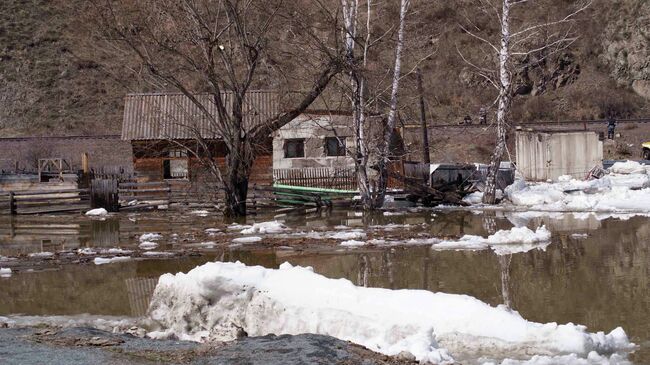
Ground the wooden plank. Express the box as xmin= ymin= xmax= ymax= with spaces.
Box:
xmin=118 ymin=188 xmax=171 ymax=193
xmin=14 ymin=195 xmax=88 ymax=203
xmin=13 ymin=189 xmax=89 ymax=196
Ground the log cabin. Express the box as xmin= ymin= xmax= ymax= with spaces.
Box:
xmin=121 ymin=91 xmax=277 ymax=190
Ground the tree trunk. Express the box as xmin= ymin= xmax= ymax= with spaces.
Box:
xmin=223 ymin=138 xmax=254 ymax=218
xmin=374 ymin=0 xmax=409 ymax=208
xmin=483 ymin=0 xmax=512 ymax=205
xmin=416 ymin=68 xmax=430 ymax=164
xmin=224 ymin=173 xmax=249 ymax=217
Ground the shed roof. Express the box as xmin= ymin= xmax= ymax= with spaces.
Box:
xmin=121 ymin=91 xmax=279 ymax=140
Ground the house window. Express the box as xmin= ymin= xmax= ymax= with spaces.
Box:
xmin=325 ymin=137 xmax=346 ymax=157
xmin=284 ymin=139 xmax=305 ymax=158
xmin=168 ymin=149 xmax=188 ymax=158
xmin=163 ymin=149 xmax=188 ymax=179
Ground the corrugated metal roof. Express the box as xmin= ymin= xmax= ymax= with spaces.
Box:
xmin=121 ymin=91 xmax=279 ymax=140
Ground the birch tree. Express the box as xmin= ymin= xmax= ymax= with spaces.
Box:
xmin=341 ymin=0 xmax=411 ymax=210
xmin=458 ymin=0 xmax=591 ymax=204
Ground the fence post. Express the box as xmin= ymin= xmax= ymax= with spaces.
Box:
xmin=9 ymin=192 xmax=15 ymax=215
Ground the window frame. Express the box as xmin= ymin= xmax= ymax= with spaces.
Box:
xmin=324 ymin=136 xmax=347 ymax=157
xmin=163 ymin=149 xmax=189 ymax=180
xmin=284 ymin=138 xmax=305 ymax=159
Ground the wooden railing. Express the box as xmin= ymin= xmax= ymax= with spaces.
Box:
xmin=273 ymin=168 xmax=356 ymax=191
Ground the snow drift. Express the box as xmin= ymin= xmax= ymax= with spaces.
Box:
xmin=147 ymin=262 xmax=632 ymax=364
xmin=505 ymin=162 xmax=650 ymax=213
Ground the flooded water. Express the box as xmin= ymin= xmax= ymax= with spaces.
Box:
xmin=0 ymin=209 xmax=648 ymax=363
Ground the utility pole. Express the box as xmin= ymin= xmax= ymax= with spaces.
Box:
xmin=416 ymin=68 xmax=430 ymax=164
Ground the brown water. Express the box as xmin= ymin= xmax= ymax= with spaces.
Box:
xmin=0 ymin=209 xmax=648 ymax=362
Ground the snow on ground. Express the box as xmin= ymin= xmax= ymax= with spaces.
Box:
xmin=328 ymin=230 xmax=366 ymax=240
xmin=139 ymin=233 xmax=162 ymax=241
xmin=142 ymin=251 xmax=174 ymax=257
xmin=205 ymin=228 xmax=221 ymax=236
xmin=0 ymin=315 xmax=138 ymax=333
xmin=608 ymin=160 xmax=649 ymax=175
xmin=240 ymin=221 xmax=288 ymax=235
xmin=0 ymin=268 xmax=11 ymax=277
xmin=77 ymin=248 xmax=97 ymax=255
xmin=503 ymin=162 xmax=650 ymax=214
xmin=85 ymin=208 xmax=108 ymax=216
xmin=383 ymin=211 xmax=405 ymax=216
xmin=232 ymin=236 xmax=263 ymax=244
xmin=340 ymin=239 xmax=367 ymax=247
xmin=148 ymin=262 xmax=632 ymax=364
xmin=28 ymin=252 xmax=54 ymax=258
xmin=190 ymin=210 xmax=210 ymax=216
xmin=93 ymin=256 xmax=132 ymax=265
xmin=100 ymin=248 xmax=133 ymax=255
xmin=433 ymin=226 xmax=552 ymax=255
xmin=227 ymin=223 xmax=252 ymax=230
xmin=138 ymin=241 xmax=158 ymax=250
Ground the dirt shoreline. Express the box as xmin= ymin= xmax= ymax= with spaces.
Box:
xmin=0 ymin=326 xmax=417 ymax=365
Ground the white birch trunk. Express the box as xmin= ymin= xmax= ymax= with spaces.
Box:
xmin=373 ymin=0 xmax=409 ymax=208
xmin=482 ymin=0 xmax=512 ymax=204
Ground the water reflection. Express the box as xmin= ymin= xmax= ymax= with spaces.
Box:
xmin=0 ymin=210 xmax=648 ymax=362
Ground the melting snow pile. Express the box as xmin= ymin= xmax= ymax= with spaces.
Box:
xmin=147 ymin=262 xmax=632 ymax=364
xmin=505 ymin=161 xmax=650 ymax=213
xmin=240 ymin=221 xmax=287 ymax=235
xmin=433 ymin=226 xmax=552 ymax=255
xmin=140 ymin=233 xmax=163 ymax=241
xmin=85 ymin=208 xmax=108 ymax=216
xmin=0 ymin=268 xmax=11 ymax=277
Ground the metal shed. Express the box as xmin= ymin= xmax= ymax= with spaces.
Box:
xmin=515 ymin=128 xmax=603 ymax=181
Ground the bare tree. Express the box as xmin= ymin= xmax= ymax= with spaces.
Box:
xmin=340 ymin=0 xmax=411 ymax=210
xmin=458 ymin=0 xmax=591 ymax=204
xmin=92 ymin=0 xmax=345 ymax=217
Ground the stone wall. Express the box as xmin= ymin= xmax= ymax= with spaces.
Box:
xmin=272 ymin=114 xmax=356 ymax=170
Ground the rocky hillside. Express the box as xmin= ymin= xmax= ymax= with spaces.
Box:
xmin=0 ymin=0 xmax=648 ymax=137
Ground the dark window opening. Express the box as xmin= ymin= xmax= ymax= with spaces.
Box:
xmin=325 ymin=137 xmax=346 ymax=157
xmin=163 ymin=159 xmax=188 ymax=179
xmin=284 ymin=139 xmax=305 ymax=158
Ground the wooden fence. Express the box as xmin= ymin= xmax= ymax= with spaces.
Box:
xmin=273 ymin=168 xmax=356 ymax=191
xmin=0 ymin=189 xmax=91 ymax=215
xmin=118 ymin=181 xmax=171 ymax=211
xmin=403 ymin=162 xmax=430 ymax=184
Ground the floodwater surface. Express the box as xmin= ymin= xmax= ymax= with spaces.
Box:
xmin=0 ymin=209 xmax=648 ymax=363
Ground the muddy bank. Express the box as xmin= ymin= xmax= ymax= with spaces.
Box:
xmin=0 ymin=326 xmax=416 ymax=365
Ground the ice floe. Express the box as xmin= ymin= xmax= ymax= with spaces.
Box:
xmin=93 ymin=256 xmax=132 ymax=265
xmin=240 ymin=221 xmax=287 ymax=235
xmin=504 ymin=162 xmax=650 ymax=214
xmin=147 ymin=262 xmax=633 ymax=364
xmin=433 ymin=226 xmax=552 ymax=255
xmin=138 ymin=241 xmax=158 ymax=250
xmin=340 ymin=239 xmax=367 ymax=247
xmin=232 ymin=236 xmax=263 ymax=244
